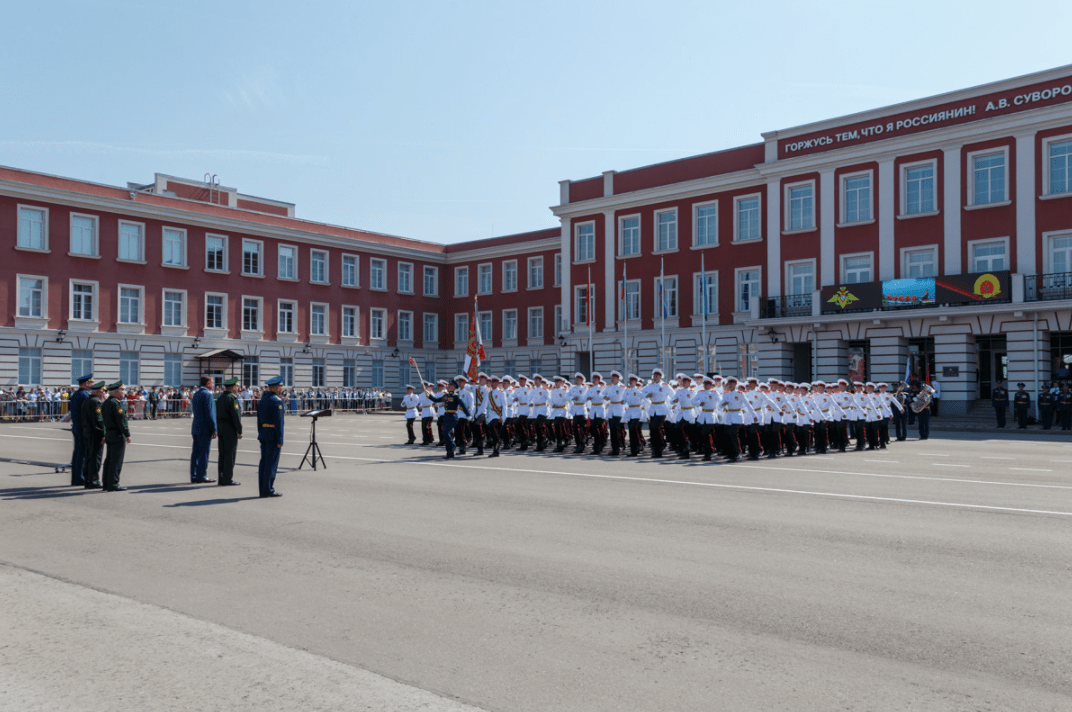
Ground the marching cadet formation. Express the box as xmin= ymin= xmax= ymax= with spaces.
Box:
xmin=407 ymin=369 xmax=909 ymax=462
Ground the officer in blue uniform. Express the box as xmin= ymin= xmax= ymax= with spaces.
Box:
xmin=257 ymin=376 xmax=286 ymax=497
xmin=190 ymin=375 xmax=218 ymax=483
xmin=1058 ymin=383 xmax=1072 ymax=431
xmin=1039 ymin=383 xmax=1056 ymax=429
xmin=1013 ymin=383 xmax=1031 ymax=429
xmin=426 ymin=381 xmax=470 ymax=459
xmin=68 ymin=373 xmax=93 ymax=486
xmin=991 ymin=381 xmax=1008 ymax=428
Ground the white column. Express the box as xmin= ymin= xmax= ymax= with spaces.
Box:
xmin=603 ymin=210 xmax=615 ymax=331
xmin=943 ymin=147 xmax=962 ymax=276
xmin=766 ymin=178 xmax=781 ymax=297
xmin=559 ymin=217 xmax=571 ymax=330
xmin=878 ymin=158 xmax=895 ymax=280
xmin=819 ymin=168 xmax=835 ymax=286
xmin=1015 ymin=132 xmax=1037 ymax=275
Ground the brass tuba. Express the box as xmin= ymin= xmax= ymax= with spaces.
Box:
xmin=911 ymin=384 xmax=934 ymax=413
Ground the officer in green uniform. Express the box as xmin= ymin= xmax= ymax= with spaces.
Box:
xmin=1013 ymin=383 xmax=1031 ymax=429
xmin=991 ymin=381 xmax=1009 ymax=428
xmin=1057 ymin=383 xmax=1072 ymax=431
xmin=1038 ymin=383 xmax=1056 ymax=430
xmin=81 ymin=381 xmax=107 ymax=489
xmin=101 ymin=381 xmax=131 ymax=491
xmin=216 ymin=377 xmax=243 ymax=486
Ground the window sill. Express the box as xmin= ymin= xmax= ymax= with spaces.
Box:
xmin=615 ymin=253 xmax=644 ymax=260
xmin=896 ymin=210 xmax=941 ymax=220
xmin=311 ymin=281 xmax=331 ymax=287
xmin=206 ymin=268 xmax=230 ymax=275
xmin=730 ymin=238 xmax=763 ymax=246
xmin=162 ymin=263 xmax=190 ymax=270
xmin=160 ymin=325 xmax=188 ymax=337
xmin=340 ymin=336 xmax=362 ymax=347
xmin=651 ymin=248 xmax=679 ymax=256
xmin=454 ymin=293 xmax=469 ymax=299
xmin=836 ymin=219 xmax=876 ymax=228
xmin=615 ymin=319 xmax=642 ymax=330
xmin=240 ymin=330 xmax=264 ymax=341
xmin=277 ymin=276 xmax=299 ymax=282
xmin=309 ymin=334 xmax=331 ymax=345
xmin=203 ymin=327 xmax=229 ymax=339
xmin=423 ymin=292 xmax=439 ymax=297
xmin=14 ymin=245 xmax=50 ymax=254
xmin=117 ymin=258 xmax=147 ymax=265
xmin=572 ymin=259 xmax=596 ymax=266
xmin=397 ymin=290 xmax=414 ymax=295
xmin=67 ymin=319 xmax=99 ymax=332
xmin=68 ymin=252 xmax=101 ymax=259
xmin=342 ymin=283 xmax=360 ymax=289
xmin=276 ymin=332 xmax=299 ymax=343
xmin=14 ymin=316 xmax=50 ymax=329
xmin=369 ymin=287 xmax=387 ymax=293
xmin=526 ymin=338 xmax=546 ymax=347
xmin=477 ymin=291 xmax=493 ymax=297
xmin=964 ymin=199 xmax=1012 ymax=211
xmin=502 ymin=339 xmax=518 ymax=348
xmin=690 ymin=243 xmax=719 ymax=250
xmin=1039 ymin=191 xmax=1072 ymax=201
xmin=781 ymin=227 xmax=817 ymax=236
xmin=422 ymin=342 xmax=438 ymax=350
xmin=525 ymin=286 xmax=544 ymax=291
xmin=117 ymin=323 xmax=145 ymax=335
xmin=241 ymin=272 xmax=266 ymax=279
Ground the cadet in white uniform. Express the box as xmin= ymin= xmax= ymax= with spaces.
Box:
xmin=401 ymin=385 xmax=420 ymax=444
xmin=550 ymin=375 xmax=570 ymax=452
xmin=623 ymin=374 xmax=646 ymax=456
xmin=641 ymin=369 xmax=675 ymax=458
xmin=568 ymin=373 xmax=589 ymax=453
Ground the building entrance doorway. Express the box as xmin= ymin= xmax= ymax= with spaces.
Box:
xmin=977 ymin=335 xmax=1007 ymax=399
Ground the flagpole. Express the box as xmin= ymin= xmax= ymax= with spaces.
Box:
xmin=587 ymin=264 xmax=594 ymax=375
xmin=622 ymin=261 xmax=628 ymax=375
xmin=701 ymin=253 xmax=707 ymax=375
xmin=660 ymin=257 xmax=666 ymax=375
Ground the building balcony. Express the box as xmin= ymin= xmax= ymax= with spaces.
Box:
xmin=1025 ymin=272 xmax=1072 ymax=302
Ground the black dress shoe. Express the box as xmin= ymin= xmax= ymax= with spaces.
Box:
xmin=219 ymin=481 xmax=241 ymax=486
xmin=84 ymin=482 xmax=103 ymax=489
xmin=488 ymin=451 xmax=499 ymax=458
xmin=260 ymin=491 xmax=283 ymax=498
xmin=192 ymin=478 xmax=217 ymax=483
xmin=103 ymin=486 xmax=128 ymax=492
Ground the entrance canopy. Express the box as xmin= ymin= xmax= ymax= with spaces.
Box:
xmin=195 ymin=349 xmax=244 ymax=383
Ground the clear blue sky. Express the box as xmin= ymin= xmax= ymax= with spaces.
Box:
xmin=3 ymin=1 xmax=1068 ymax=244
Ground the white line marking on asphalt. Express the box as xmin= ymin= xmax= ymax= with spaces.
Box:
xmin=918 ymin=453 xmax=950 ymax=457
xmin=1010 ymin=468 xmax=1053 ymax=472
xmin=865 ymin=459 xmax=898 ymax=463
xmin=981 ymin=456 xmax=1015 ymax=460
xmin=932 ymin=464 xmax=970 ymax=468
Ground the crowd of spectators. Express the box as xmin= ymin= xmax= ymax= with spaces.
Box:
xmin=0 ymin=385 xmax=394 ymax=422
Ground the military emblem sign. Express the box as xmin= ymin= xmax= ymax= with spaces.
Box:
xmin=827 ymin=287 xmax=859 ymax=310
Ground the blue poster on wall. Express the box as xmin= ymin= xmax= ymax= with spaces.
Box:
xmin=882 ymin=278 xmax=935 ymax=308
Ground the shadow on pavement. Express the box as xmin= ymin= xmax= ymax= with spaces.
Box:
xmin=0 ymin=484 xmax=89 ymax=500
xmin=163 ymin=497 xmax=256 ymax=507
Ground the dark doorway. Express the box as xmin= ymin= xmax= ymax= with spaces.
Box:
xmin=792 ymin=342 xmax=812 ymax=383
xmin=575 ymin=352 xmax=592 ymax=378
xmin=977 ymin=335 xmax=1007 ymax=399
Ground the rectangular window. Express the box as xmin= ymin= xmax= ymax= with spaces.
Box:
xmin=619 ymin=215 xmax=640 ymax=256
xmin=243 ymin=240 xmax=262 ymax=276
xmin=842 ymin=174 xmax=872 ymax=223
xmin=656 ymin=210 xmax=677 ymax=251
xmin=162 ymin=228 xmax=185 ymax=266
xmin=242 ymin=297 xmax=261 ymax=332
xmin=554 ymin=253 xmax=562 ymax=286
xmin=787 ymin=183 xmax=815 ymax=231
xmin=621 ymin=280 xmax=640 ymax=321
xmin=554 ymin=305 xmax=563 ymax=336
xmin=425 ymin=361 xmax=437 ymax=385
xmin=575 ymin=222 xmax=595 ymax=262
xmin=1049 ymin=139 xmax=1072 ymax=195
xmin=972 ymin=152 xmax=1006 ymax=205
xmin=205 ymin=294 xmax=225 ymax=329
xmin=370 ymin=258 xmax=386 ymax=290
xmin=478 ymin=263 xmax=492 ymax=294
xmin=278 ymin=245 xmax=296 ymax=279
xmin=397 ymin=262 xmax=413 ymax=293
xmin=278 ymin=301 xmax=295 ymax=334
xmin=478 ymin=311 xmax=492 ymax=343
xmin=72 ymin=349 xmax=93 ymax=383
xmin=312 ymin=358 xmax=325 ymax=388
xmin=503 ymin=309 xmax=517 ymax=341
xmin=455 ymin=266 xmax=469 ymax=296
xmin=342 ymin=306 xmax=357 ymax=338
xmin=736 ymin=268 xmax=760 ymax=313
xmin=526 ymin=257 xmax=543 ymax=289
xmin=842 ymin=254 xmax=873 ymax=284
xmin=342 ymin=255 xmax=357 ymax=287
xmin=693 ymin=273 xmax=717 ymax=316
xmin=694 ymin=203 xmax=717 ymax=246
xmin=904 ymin=164 xmax=936 ymax=215
xmin=279 ymin=357 xmax=294 ymax=387
xmin=18 ymin=207 xmax=46 ymax=250
xmin=423 ymin=265 xmax=438 ymax=295
xmin=343 ymin=359 xmax=356 ymax=388
xmin=19 ymin=347 xmax=42 ymax=385
xmin=163 ymin=353 xmax=183 ymax=386
xmin=904 ymin=247 xmax=937 ymax=278
xmin=528 ymin=307 xmax=543 ymax=339
xmin=423 ymin=313 xmax=438 ymax=343
xmin=1051 ymin=234 xmax=1072 ymax=274
xmin=971 ymin=240 xmax=1008 ymax=272
xmin=206 ymin=235 xmax=226 ymax=271
xmin=655 ymin=276 xmax=678 ymax=318
xmin=787 ymin=262 xmax=815 ymax=296
xmin=398 ymin=361 xmax=411 ymax=391
xmin=455 ymin=313 xmax=469 ymax=343
xmin=119 ymin=286 xmax=142 ymax=324
xmin=71 ymin=282 xmax=96 ymax=321
xmin=371 ymin=308 xmax=386 ymax=340
xmin=70 ymin=214 xmax=97 ymax=256
xmin=371 ymin=360 xmax=384 ymax=388
xmin=503 ymin=260 xmax=518 ymax=292
xmin=735 ymin=195 xmax=761 ymax=241
xmin=310 ymin=250 xmax=328 ymax=284
xmin=119 ymin=351 xmax=139 ymax=386
xmin=575 ymin=285 xmax=593 ymax=325
xmin=17 ymin=276 xmax=44 ymax=318
xmin=310 ymin=304 xmax=327 ymax=335
xmin=118 ymin=222 xmax=144 ymax=261
xmin=398 ymin=311 xmax=413 ymax=341
xmin=243 ymin=356 xmax=260 ymax=387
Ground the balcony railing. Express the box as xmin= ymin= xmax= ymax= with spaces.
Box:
xmin=761 ymin=294 xmax=812 ymax=319
xmin=1025 ymin=272 xmax=1072 ymax=302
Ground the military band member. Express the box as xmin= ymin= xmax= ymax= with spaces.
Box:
xmin=81 ymin=380 xmax=106 ymax=488
xmin=68 ymin=373 xmax=94 ymax=486
xmin=1058 ymin=383 xmax=1072 ymax=431
xmin=1013 ymin=383 xmax=1031 ymax=429
xmin=216 ymin=377 xmax=243 ymax=486
xmin=401 ymin=385 xmax=421 ymax=444
xmin=426 ymin=380 xmax=470 ymax=459
xmin=992 ymin=381 xmax=1009 ymax=427
xmin=1039 ymin=383 xmax=1056 ymax=430
xmin=257 ymin=376 xmax=286 ymax=498
xmin=101 ymin=381 xmax=131 ymax=492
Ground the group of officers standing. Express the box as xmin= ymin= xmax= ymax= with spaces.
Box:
xmin=400 ymin=368 xmax=911 ymax=463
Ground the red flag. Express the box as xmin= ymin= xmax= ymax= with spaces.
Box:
xmin=464 ymin=296 xmax=484 ymax=380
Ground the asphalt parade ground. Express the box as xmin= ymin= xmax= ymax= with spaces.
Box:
xmin=1 ymin=416 xmax=1070 ymax=712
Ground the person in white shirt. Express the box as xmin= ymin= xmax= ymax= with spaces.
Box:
xmin=694 ymin=376 xmax=720 ymax=461
xmin=876 ymin=382 xmax=903 ymax=447
xmin=529 ymin=375 xmax=551 ymax=451
xmin=485 ymin=376 xmax=507 ymax=457
xmin=550 ymin=375 xmax=570 ymax=452
xmin=401 ymin=385 xmax=421 ymax=444
xmin=568 ymin=373 xmax=590 ymax=453
xmin=515 ymin=376 xmax=532 ymax=450
xmin=454 ymin=375 xmax=475 ymax=455
xmin=418 ymin=382 xmax=436 ymax=445
xmin=623 ymin=374 xmax=647 ymax=456
xmin=673 ymin=375 xmax=697 ymax=459
xmin=602 ymin=371 xmax=627 ymax=457
xmin=471 ymin=373 xmax=490 ymax=456
xmin=586 ymin=373 xmax=608 ymax=455
xmin=640 ymin=368 xmax=675 ymax=458
xmin=718 ymin=376 xmax=752 ymax=462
